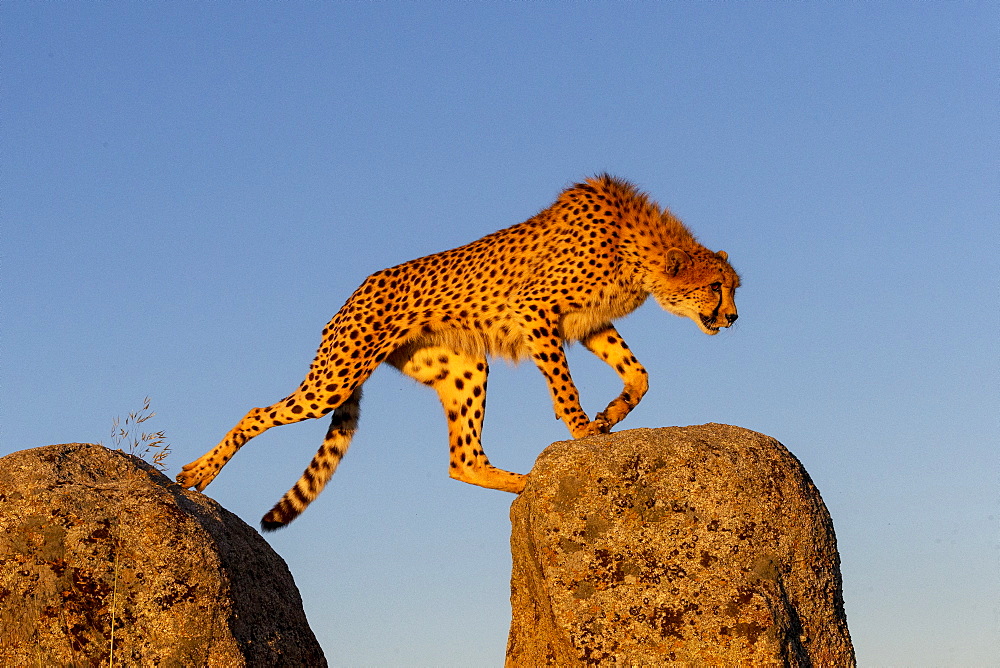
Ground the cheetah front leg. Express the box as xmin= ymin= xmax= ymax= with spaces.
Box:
xmin=582 ymin=325 xmax=649 ymax=430
xmin=525 ymin=331 xmax=607 ymax=439
xmin=390 ymin=345 xmax=526 ymax=494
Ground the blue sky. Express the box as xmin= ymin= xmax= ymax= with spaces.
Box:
xmin=3 ymin=3 xmax=997 ymax=665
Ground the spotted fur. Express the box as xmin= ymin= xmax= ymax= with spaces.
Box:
xmin=177 ymin=175 xmax=740 ymax=530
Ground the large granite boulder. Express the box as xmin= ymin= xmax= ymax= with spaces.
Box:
xmin=0 ymin=443 xmax=326 ymax=666
xmin=507 ymin=425 xmax=854 ymax=666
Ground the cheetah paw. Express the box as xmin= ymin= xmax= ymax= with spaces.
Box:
xmin=578 ymin=417 xmax=613 ymax=437
xmin=175 ymin=459 xmax=220 ymax=492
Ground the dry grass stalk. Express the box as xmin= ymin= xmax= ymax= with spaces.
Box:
xmin=108 ymin=396 xmax=171 ymax=471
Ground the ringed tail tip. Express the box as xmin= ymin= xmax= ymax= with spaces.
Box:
xmin=260 ymin=516 xmax=287 ymax=532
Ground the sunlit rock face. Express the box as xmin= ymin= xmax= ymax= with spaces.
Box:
xmin=507 ymin=425 xmax=854 ymax=667
xmin=0 ymin=443 xmax=326 ymax=667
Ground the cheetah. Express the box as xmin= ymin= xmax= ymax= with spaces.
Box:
xmin=177 ymin=175 xmax=740 ymax=530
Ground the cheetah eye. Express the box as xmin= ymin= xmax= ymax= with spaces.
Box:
xmin=709 ymin=282 xmax=722 ymax=293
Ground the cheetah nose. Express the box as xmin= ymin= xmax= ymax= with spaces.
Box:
xmin=726 ymin=313 xmax=738 ymax=325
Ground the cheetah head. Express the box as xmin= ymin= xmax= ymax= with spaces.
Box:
xmin=648 ymin=248 xmax=740 ymax=336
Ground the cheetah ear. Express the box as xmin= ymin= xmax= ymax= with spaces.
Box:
xmin=717 ymin=250 xmax=728 ymax=261
xmin=665 ymin=248 xmax=692 ymax=277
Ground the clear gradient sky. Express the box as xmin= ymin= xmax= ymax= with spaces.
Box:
xmin=3 ymin=3 xmax=997 ymax=665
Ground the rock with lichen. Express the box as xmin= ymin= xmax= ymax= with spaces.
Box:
xmin=0 ymin=443 xmax=326 ymax=667
xmin=507 ymin=425 xmax=854 ymax=666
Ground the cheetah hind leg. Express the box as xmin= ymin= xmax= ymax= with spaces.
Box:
xmin=176 ymin=400 xmax=302 ymax=491
xmin=176 ymin=381 xmax=352 ymax=492
xmin=260 ymin=387 xmax=363 ymax=531
xmin=392 ymin=345 xmax=526 ymax=494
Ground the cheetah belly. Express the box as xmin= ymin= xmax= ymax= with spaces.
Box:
xmin=559 ymin=292 xmax=649 ymax=342
xmin=417 ymin=315 xmax=531 ymax=363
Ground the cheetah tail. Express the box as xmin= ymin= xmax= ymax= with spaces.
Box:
xmin=260 ymin=387 xmax=362 ymax=531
